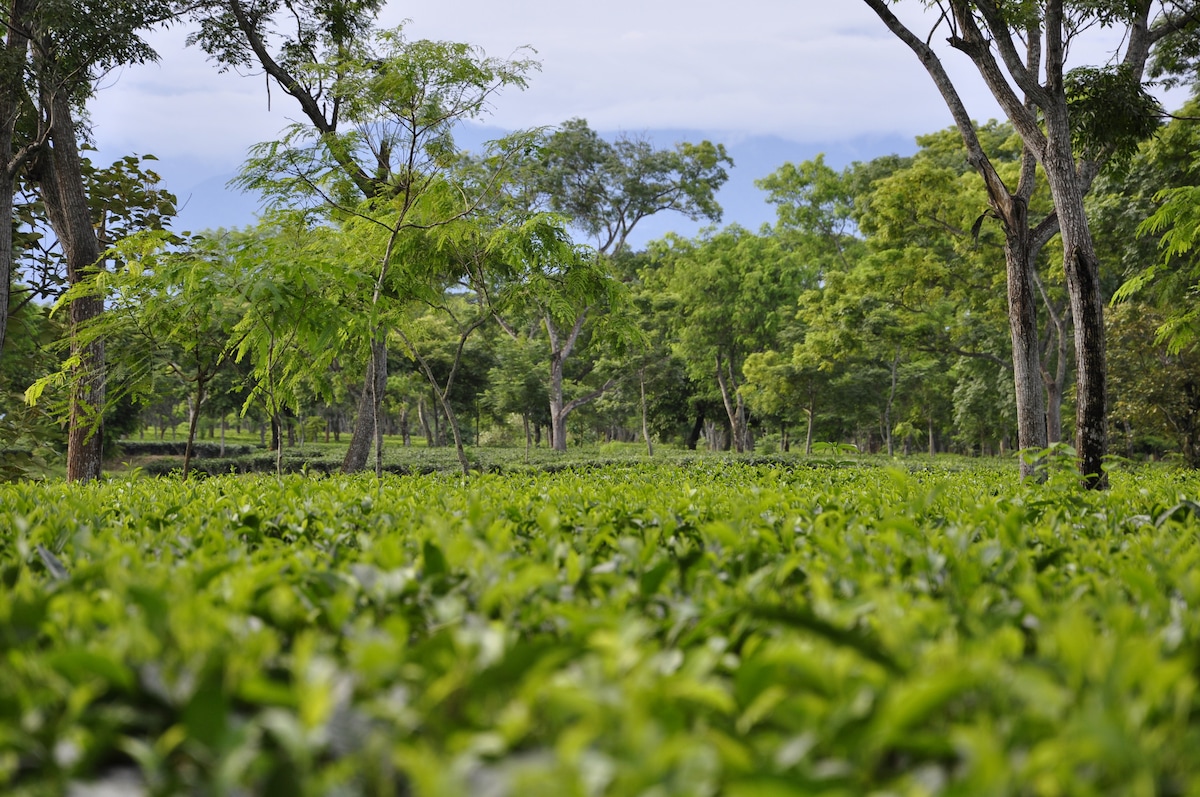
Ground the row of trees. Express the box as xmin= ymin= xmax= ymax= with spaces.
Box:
xmin=3 ymin=1 xmax=1200 ymax=482
xmin=11 ymin=102 xmax=1200 ymax=478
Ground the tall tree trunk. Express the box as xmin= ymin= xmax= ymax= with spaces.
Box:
xmin=639 ymin=367 xmax=654 ymax=457
xmin=685 ymin=412 xmax=703 ymax=450
xmin=341 ymin=335 xmax=387 ymax=473
xmin=418 ymin=396 xmax=433 ymax=447
xmin=182 ymin=381 xmax=207 ymax=480
xmin=805 ymin=392 xmax=816 ymax=456
xmin=1035 ymin=270 xmax=1070 ymax=444
xmin=543 ymin=310 xmax=612 ymax=453
xmin=884 ymin=349 xmax=901 ymax=457
xmin=547 ymin=317 xmax=572 ymax=453
xmin=1043 ymin=145 xmax=1108 ymax=487
xmin=35 ymin=88 xmax=104 ymax=482
xmin=0 ymin=153 xmax=12 ymax=359
xmin=1006 ymin=218 xmax=1049 ymax=474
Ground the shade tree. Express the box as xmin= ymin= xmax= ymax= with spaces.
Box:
xmin=191 ymin=0 xmax=538 ymax=473
xmin=859 ymin=0 xmax=1200 ymax=485
xmin=647 ymin=226 xmax=813 ymax=453
xmin=3 ymin=0 xmax=179 ymax=480
xmin=854 ymin=125 xmax=1075 ymax=443
xmin=506 ymin=119 xmax=732 ymax=451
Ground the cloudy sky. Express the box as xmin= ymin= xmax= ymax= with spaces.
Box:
xmin=85 ymin=1 xmax=1176 ymax=244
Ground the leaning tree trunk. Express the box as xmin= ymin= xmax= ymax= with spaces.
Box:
xmin=714 ymin=353 xmax=749 ymax=453
xmin=543 ymin=311 xmax=611 ymax=454
xmin=36 ymin=88 xmax=104 ymax=482
xmin=341 ymin=335 xmax=387 ymax=474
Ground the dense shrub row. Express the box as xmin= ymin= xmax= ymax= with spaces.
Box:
xmin=115 ymin=441 xmax=257 ymax=459
xmin=3 ymin=462 xmax=1200 ymax=795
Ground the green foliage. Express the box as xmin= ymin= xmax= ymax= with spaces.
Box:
xmin=1111 ymin=96 xmax=1200 ymax=354
xmin=1065 ymin=65 xmax=1163 ymax=168
xmin=17 ymin=0 xmax=176 ymax=98
xmin=1107 ymin=302 xmax=1200 ymax=465
xmin=233 ymin=25 xmax=537 ymax=211
xmin=533 ymin=118 xmax=733 ymax=255
xmin=3 ymin=462 xmax=1200 ymax=794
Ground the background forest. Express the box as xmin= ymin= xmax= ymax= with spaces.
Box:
xmin=3 ymin=2 xmax=1200 ymax=482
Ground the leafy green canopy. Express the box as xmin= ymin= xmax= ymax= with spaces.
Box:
xmin=534 ymin=119 xmax=732 ymax=255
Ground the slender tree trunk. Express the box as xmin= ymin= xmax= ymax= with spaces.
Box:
xmin=714 ymin=352 xmax=749 ymax=453
xmin=639 ymin=367 xmax=654 ymax=457
xmin=182 ymin=381 xmax=207 ymax=480
xmin=543 ymin=311 xmax=613 ymax=453
xmin=418 ymin=397 xmax=433 ymax=447
xmin=342 ymin=336 xmax=387 ymax=473
xmin=0 ymin=158 xmax=12 ymax=359
xmin=548 ymin=331 xmax=569 ymax=452
xmin=1006 ymin=221 xmax=1049 ymax=475
xmin=436 ymin=398 xmax=446 ymax=448
xmin=1035 ymin=271 xmax=1069 ymax=445
xmin=394 ymin=322 xmax=479 ymax=477
xmin=884 ymin=350 xmax=900 ymax=457
xmin=806 ymin=408 xmax=816 ymax=458
xmin=685 ymin=413 xmax=703 ymax=451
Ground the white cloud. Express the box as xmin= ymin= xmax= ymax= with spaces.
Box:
xmin=82 ymin=0 xmax=1192 ymax=235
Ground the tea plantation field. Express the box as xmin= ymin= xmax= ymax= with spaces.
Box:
xmin=3 ymin=461 xmax=1200 ymax=796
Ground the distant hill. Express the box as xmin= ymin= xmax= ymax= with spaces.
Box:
xmin=120 ymin=127 xmax=917 ymax=247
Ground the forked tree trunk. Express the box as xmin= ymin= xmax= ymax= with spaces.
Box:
xmin=342 ymin=336 xmax=387 ymax=473
xmin=543 ymin=310 xmax=613 ymax=453
xmin=714 ymin=352 xmax=750 ymax=453
xmin=860 ymin=0 xmax=1113 ymax=486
